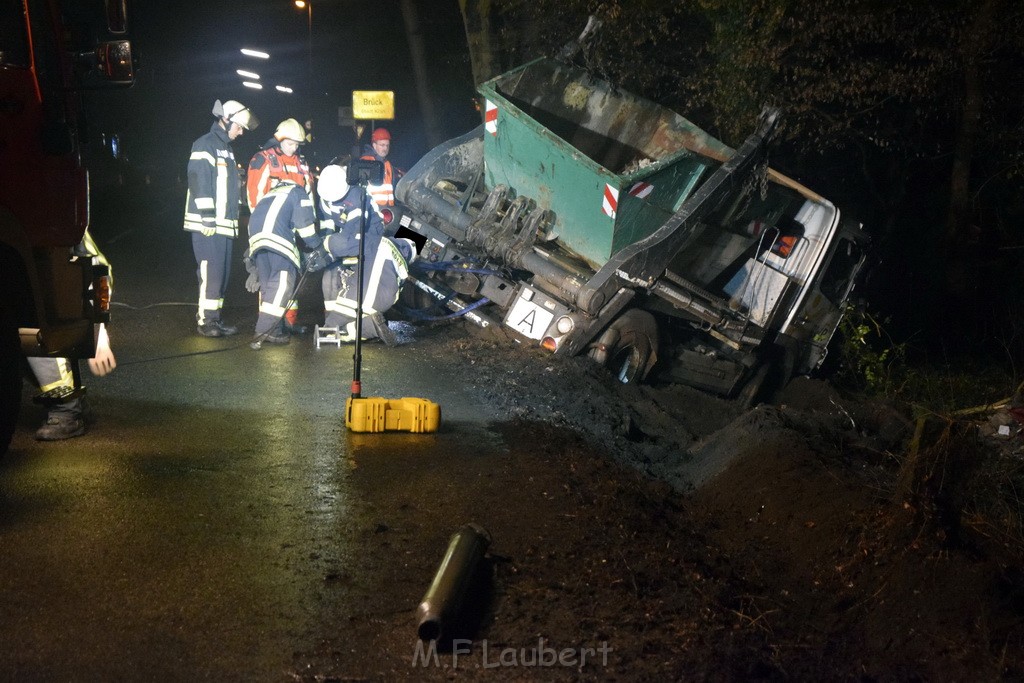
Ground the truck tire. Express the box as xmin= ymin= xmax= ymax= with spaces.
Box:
xmin=737 ymin=362 xmax=772 ymax=409
xmin=398 ymin=282 xmax=436 ymax=313
xmin=737 ymin=341 xmax=796 ymax=408
xmin=602 ymin=309 xmax=659 ymax=384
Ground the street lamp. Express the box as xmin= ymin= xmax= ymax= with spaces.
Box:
xmin=294 ymin=0 xmax=316 ymax=163
xmin=294 ymin=0 xmax=312 ymax=85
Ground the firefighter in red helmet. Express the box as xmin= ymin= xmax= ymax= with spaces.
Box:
xmin=360 ymin=127 xmax=397 ymax=207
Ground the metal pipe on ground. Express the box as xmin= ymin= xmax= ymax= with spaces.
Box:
xmin=416 ymin=523 xmax=492 ymax=641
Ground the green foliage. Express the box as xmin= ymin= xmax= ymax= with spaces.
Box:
xmin=834 ymin=304 xmax=908 ymax=397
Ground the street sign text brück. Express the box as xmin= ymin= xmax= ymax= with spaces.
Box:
xmin=353 ymin=91 xmax=394 ymax=120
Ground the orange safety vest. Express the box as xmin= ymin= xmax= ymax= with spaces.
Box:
xmin=247 ymin=146 xmax=312 ymax=211
xmin=359 ymin=154 xmax=395 ymax=207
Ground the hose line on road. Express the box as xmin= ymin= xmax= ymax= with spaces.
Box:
xmin=111 ymin=301 xmax=196 ymax=309
xmin=114 ymin=268 xmax=314 ymax=363
xmin=109 ymin=301 xmax=256 ymax=366
xmin=116 ymin=343 xmax=251 ymax=367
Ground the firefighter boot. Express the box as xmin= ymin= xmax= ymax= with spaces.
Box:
xmin=284 ymin=309 xmax=307 ymax=335
xmin=196 ymin=323 xmax=224 ymax=337
xmin=369 ymin=313 xmax=398 ymax=347
xmin=35 ymin=399 xmax=86 ymax=441
xmin=214 ymin=320 xmax=238 ymax=336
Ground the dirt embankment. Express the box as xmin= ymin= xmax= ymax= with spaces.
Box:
xmin=386 ymin=324 xmax=1024 ymax=680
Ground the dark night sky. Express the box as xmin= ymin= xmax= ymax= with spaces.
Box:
xmin=85 ymin=0 xmax=480 ymax=176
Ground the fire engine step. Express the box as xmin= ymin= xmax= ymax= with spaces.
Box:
xmin=33 ymin=384 xmax=85 ymax=405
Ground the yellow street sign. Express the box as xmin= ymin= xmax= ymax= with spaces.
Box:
xmin=352 ymin=91 xmax=394 ymax=120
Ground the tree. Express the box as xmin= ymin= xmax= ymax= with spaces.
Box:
xmin=456 ymin=0 xmax=1024 ymax=349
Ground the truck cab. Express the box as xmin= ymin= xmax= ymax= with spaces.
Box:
xmin=0 ymin=0 xmax=135 ymax=453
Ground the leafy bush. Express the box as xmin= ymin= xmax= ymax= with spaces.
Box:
xmin=834 ymin=304 xmax=908 ymax=397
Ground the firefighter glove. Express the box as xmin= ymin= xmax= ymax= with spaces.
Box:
xmin=87 ymin=324 xmax=117 ymax=377
xmin=242 ymin=250 xmax=259 ymax=292
xmin=303 ymin=242 xmax=333 ymax=273
xmin=200 ymin=213 xmax=216 ymax=236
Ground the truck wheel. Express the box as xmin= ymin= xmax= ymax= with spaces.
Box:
xmin=737 ymin=342 xmax=795 ymax=409
xmin=398 ymin=282 xmax=435 ymax=312
xmin=602 ymin=309 xmax=659 ymax=384
xmin=737 ymin=362 xmax=772 ymax=409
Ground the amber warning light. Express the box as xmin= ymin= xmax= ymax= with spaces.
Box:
xmin=93 ymin=275 xmax=110 ymax=313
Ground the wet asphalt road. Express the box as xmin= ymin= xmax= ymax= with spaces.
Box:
xmin=1 ymin=187 xmax=508 ymax=679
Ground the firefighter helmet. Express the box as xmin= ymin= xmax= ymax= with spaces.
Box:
xmin=274 ymin=118 xmax=307 ymax=144
xmin=393 ymin=237 xmax=417 ymax=264
xmin=317 ymin=164 xmax=349 ymax=202
xmin=214 ymin=99 xmax=259 ymax=130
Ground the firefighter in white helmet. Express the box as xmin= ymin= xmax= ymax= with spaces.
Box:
xmin=305 ymin=163 xmax=415 ymax=344
xmin=184 ymin=99 xmax=258 ymax=337
xmin=244 ymin=118 xmax=314 ymax=334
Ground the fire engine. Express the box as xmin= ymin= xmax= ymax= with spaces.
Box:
xmin=0 ymin=0 xmax=135 ymax=453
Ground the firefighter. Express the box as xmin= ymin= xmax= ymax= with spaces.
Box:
xmin=184 ymin=99 xmax=258 ymax=337
xmin=29 ymin=230 xmax=117 ymax=440
xmin=360 ymin=127 xmax=398 ymax=207
xmin=246 ymin=179 xmax=319 ymax=347
xmin=246 ymin=118 xmax=313 ymax=209
xmin=307 ymin=164 xmax=414 ymax=344
xmin=246 ymin=118 xmax=314 ymax=334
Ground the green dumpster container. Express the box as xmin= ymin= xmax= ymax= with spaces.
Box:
xmin=478 ymin=57 xmax=735 ymax=269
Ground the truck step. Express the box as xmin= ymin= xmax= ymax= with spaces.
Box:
xmin=33 ymin=385 xmax=85 ymax=405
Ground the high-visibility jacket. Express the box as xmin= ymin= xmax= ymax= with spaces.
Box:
xmin=360 ymin=144 xmax=395 ymax=207
xmin=320 ymin=186 xmax=385 ymax=259
xmin=322 ymin=236 xmax=411 ymax=323
xmin=184 ymin=123 xmax=241 ymax=237
xmin=246 ymin=139 xmax=312 ymax=211
xmin=247 ymin=182 xmax=318 ymax=268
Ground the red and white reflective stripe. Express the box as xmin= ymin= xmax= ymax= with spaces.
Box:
xmin=602 ymin=184 xmax=619 ymax=219
xmin=484 ymin=100 xmax=498 ymax=135
xmin=628 ymin=181 xmax=653 ymax=199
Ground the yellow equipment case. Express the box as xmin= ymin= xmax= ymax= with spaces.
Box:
xmin=346 ymin=397 xmax=441 ymax=433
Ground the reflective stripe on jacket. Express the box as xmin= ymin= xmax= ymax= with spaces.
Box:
xmin=247 ymin=183 xmax=318 ymax=268
xmin=323 ymin=237 xmax=410 ymax=318
xmin=360 ymin=145 xmax=395 ymax=207
xmin=321 ymin=187 xmax=385 ymax=259
xmin=184 ymin=123 xmax=241 ymax=237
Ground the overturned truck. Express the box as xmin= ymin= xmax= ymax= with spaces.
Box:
xmin=396 ymin=57 xmax=868 ymax=403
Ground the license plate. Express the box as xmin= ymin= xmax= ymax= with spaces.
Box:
xmin=504 ymin=291 xmax=555 ymax=340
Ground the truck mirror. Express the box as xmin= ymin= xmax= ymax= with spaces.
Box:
xmin=97 ymin=40 xmax=134 ymax=85
xmin=105 ymin=0 xmax=127 ymax=34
